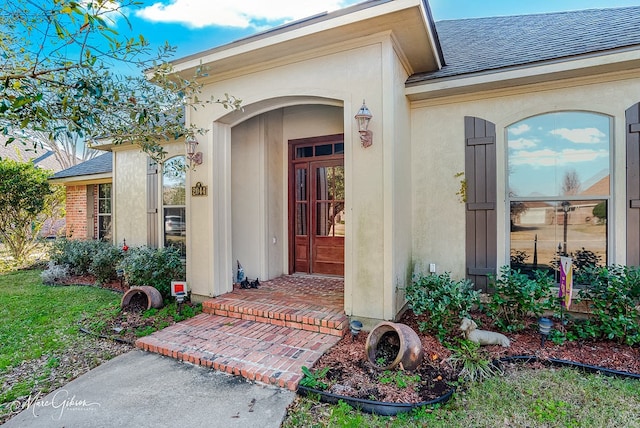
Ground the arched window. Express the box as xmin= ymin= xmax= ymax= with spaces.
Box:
xmin=162 ymin=156 xmax=186 ymax=257
xmin=507 ymin=112 xmax=610 ymax=275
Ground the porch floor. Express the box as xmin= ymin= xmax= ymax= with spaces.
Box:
xmin=135 ymin=275 xmax=347 ymax=390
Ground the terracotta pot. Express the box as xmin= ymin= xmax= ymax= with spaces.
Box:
xmin=365 ymin=322 xmax=424 ymax=371
xmin=121 ymin=286 xmax=164 ymax=310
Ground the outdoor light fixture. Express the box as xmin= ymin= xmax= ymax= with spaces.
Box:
xmin=538 ymin=317 xmax=553 ymax=347
xmin=349 ymin=320 xmax=363 ymax=342
xmin=116 ymin=269 xmax=125 ymax=288
xmin=185 ymin=138 xmax=203 ymax=166
xmin=354 ymin=100 xmax=373 ymax=148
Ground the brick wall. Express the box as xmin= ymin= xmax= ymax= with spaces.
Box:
xmin=65 ymin=185 xmax=88 ymax=239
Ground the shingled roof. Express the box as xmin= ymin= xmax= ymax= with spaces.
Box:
xmin=51 ymin=152 xmax=112 ymax=180
xmin=0 ymin=138 xmax=66 ymax=172
xmin=408 ymin=6 xmax=640 ymax=84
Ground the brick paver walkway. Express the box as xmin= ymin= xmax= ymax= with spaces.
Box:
xmin=136 ymin=276 xmax=346 ymax=390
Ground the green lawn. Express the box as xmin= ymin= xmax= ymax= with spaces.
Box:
xmin=0 ymin=270 xmax=123 ymax=422
xmin=284 ymin=366 xmax=640 ymax=427
xmin=0 ymin=270 xmax=121 ymax=372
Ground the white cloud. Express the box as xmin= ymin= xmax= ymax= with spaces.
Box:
xmin=508 ymin=137 xmax=537 ymax=149
xmin=510 ymin=148 xmax=608 ymax=167
xmin=549 ymin=127 xmax=605 ymax=144
xmin=135 ymin=0 xmax=357 ymax=29
xmin=508 ymin=124 xmax=530 ymax=136
xmin=510 ymin=148 xmax=559 ymax=167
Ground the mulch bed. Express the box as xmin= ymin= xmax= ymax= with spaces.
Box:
xmin=311 ymin=310 xmax=640 ymax=404
xmin=62 ymin=274 xmax=128 ymax=292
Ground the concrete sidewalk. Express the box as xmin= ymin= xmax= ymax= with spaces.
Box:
xmin=3 ymin=350 xmax=295 ymax=428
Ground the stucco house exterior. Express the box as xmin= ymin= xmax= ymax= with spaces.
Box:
xmin=82 ymin=0 xmax=640 ymax=325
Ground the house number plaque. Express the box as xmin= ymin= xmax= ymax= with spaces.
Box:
xmin=191 ymin=182 xmax=208 ymax=197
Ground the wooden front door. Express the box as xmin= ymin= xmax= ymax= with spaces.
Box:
xmin=290 ymin=135 xmax=344 ymax=276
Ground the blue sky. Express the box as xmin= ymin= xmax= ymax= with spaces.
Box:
xmin=116 ymin=0 xmax=640 ymax=61
xmin=508 ymin=113 xmax=610 ymax=198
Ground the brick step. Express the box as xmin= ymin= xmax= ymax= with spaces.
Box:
xmin=203 ymin=295 xmax=347 ymax=337
xmin=135 ymin=313 xmax=342 ymax=390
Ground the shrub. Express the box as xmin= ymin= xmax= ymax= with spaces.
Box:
xmin=89 ymin=244 xmax=125 ymax=284
xmin=118 ymin=246 xmax=185 ymax=299
xmin=40 ymin=261 xmax=70 ymax=285
xmin=406 ymin=272 xmax=480 ymax=342
xmin=486 ymin=266 xmax=555 ymax=332
xmin=574 ymin=265 xmax=640 ymax=345
xmin=49 ymin=239 xmax=107 ymax=276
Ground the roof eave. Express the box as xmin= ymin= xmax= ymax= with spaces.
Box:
xmin=406 ymin=47 xmax=640 ymax=101
xmin=169 ymin=0 xmax=442 ymax=80
xmin=49 ymin=172 xmax=112 ymax=185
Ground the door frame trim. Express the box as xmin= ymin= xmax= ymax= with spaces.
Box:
xmin=288 ymin=134 xmax=345 ymax=275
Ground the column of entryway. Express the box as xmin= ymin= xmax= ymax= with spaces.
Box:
xmin=209 ymin=122 xmax=233 ymax=296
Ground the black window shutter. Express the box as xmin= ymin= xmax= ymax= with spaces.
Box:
xmin=626 ymin=103 xmax=640 ymax=266
xmin=464 ymin=116 xmax=497 ymax=292
xmin=147 ymin=158 xmax=159 ymax=248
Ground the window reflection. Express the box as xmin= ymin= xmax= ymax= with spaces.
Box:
xmin=508 ymin=112 xmax=610 ymax=198
xmin=162 ymin=156 xmax=186 ymax=257
xmin=315 ymin=166 xmax=345 ymax=237
xmin=97 ymin=183 xmax=112 ymax=241
xmin=510 ymin=200 xmax=606 ymax=275
xmin=507 ymin=112 xmax=610 ymax=278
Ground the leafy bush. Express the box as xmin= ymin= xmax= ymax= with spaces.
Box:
xmin=49 ymin=239 xmax=108 ymax=276
xmin=40 ymin=261 xmax=70 ymax=285
xmin=574 ymin=265 xmax=640 ymax=345
xmin=406 ymin=272 xmax=480 ymax=342
xmin=486 ymin=267 xmax=555 ymax=332
xmin=118 ymin=246 xmax=185 ymax=299
xmin=89 ymin=244 xmax=125 ymax=284
xmin=0 ymin=159 xmax=54 ymax=264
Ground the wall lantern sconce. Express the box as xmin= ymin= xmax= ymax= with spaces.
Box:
xmin=355 ymin=100 xmax=373 ymax=148
xmin=185 ymin=138 xmax=203 ymax=166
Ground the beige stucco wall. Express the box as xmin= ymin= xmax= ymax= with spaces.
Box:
xmin=112 ymin=147 xmax=148 ymax=247
xmin=180 ymin=34 xmax=417 ymax=321
xmin=112 ymin=141 xmax=184 ymax=249
xmin=387 ymin=43 xmax=413 ymax=319
xmin=411 ymin=70 xmax=639 ymax=281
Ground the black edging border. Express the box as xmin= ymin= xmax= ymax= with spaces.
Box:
xmin=297 ymin=356 xmax=639 ymax=416
xmin=496 ymin=355 xmax=640 ymax=380
xmin=296 ymin=385 xmax=455 ymax=416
